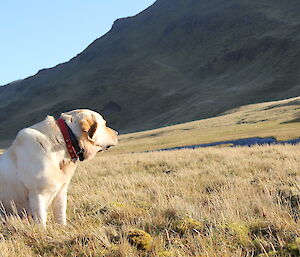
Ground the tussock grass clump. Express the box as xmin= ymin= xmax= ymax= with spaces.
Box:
xmin=157 ymin=250 xmax=175 ymax=257
xmin=1 ymin=145 xmax=300 ymax=256
xmin=225 ymin=222 xmax=250 ymax=246
xmin=173 ymin=217 xmax=204 ymax=235
xmin=127 ymin=229 xmax=153 ymax=251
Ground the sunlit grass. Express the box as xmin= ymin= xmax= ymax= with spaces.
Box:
xmin=1 ymin=145 xmax=300 ymax=256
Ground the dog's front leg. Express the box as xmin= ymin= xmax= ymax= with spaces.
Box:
xmin=52 ymin=183 xmax=68 ymax=225
xmin=29 ymin=192 xmax=47 ymax=227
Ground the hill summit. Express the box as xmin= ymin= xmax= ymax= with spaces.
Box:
xmin=1 ymin=0 xmax=300 ymax=139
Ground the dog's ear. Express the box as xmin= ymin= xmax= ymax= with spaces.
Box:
xmin=80 ymin=117 xmax=98 ymax=140
xmin=61 ymin=113 xmax=73 ymax=123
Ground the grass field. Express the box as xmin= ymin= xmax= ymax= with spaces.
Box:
xmin=1 ymin=146 xmax=300 ymax=256
xmin=0 ymin=97 xmax=300 ymax=256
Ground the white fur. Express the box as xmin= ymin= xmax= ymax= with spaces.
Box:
xmin=0 ymin=109 xmax=118 ymax=227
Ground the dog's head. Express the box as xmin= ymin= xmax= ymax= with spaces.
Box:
xmin=60 ymin=109 xmax=118 ymax=160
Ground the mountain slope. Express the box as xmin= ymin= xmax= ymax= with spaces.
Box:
xmin=1 ymin=0 xmax=300 ymax=139
xmin=114 ymin=96 xmax=300 ymax=153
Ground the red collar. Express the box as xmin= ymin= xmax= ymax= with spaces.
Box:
xmin=56 ymin=118 xmax=84 ymax=162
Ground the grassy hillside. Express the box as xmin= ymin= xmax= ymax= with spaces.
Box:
xmin=0 ymin=0 xmax=300 ymax=139
xmin=113 ymin=96 xmax=300 ymax=153
xmin=1 ymin=145 xmax=300 ymax=256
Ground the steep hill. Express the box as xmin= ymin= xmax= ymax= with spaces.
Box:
xmin=1 ymin=0 xmax=300 ymax=139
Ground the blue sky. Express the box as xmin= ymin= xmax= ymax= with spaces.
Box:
xmin=0 ymin=0 xmax=156 ymax=86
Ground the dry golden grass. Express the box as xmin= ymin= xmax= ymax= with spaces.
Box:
xmin=1 ymin=145 xmax=300 ymax=256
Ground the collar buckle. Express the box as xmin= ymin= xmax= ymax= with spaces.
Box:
xmin=71 ymin=157 xmax=79 ymax=163
xmin=76 ymin=148 xmax=85 ymax=155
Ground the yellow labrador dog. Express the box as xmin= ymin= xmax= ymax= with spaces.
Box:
xmin=0 ymin=109 xmax=118 ymax=227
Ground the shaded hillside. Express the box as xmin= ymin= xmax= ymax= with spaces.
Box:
xmin=1 ymin=0 xmax=300 ymax=139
